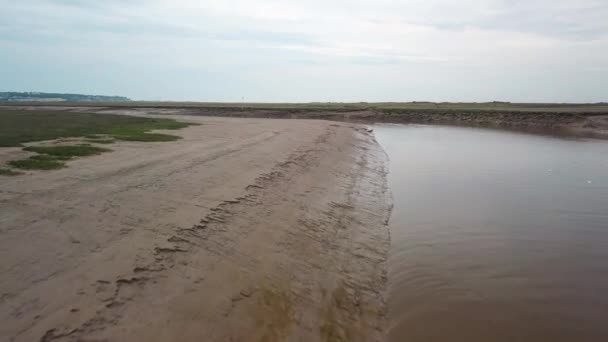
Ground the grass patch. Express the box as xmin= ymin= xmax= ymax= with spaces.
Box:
xmin=10 ymin=144 xmax=110 ymax=171
xmin=23 ymin=144 xmax=111 ymax=157
xmin=111 ymin=132 xmax=181 ymax=142
xmin=0 ymin=110 xmax=195 ymax=147
xmin=30 ymin=154 xmax=72 ymax=161
xmin=0 ymin=110 xmax=192 ymax=172
xmin=9 ymin=155 xmax=66 ymax=170
xmin=0 ymin=168 xmax=22 ymax=176
xmin=85 ymin=139 xmax=115 ymax=144
xmin=107 ymin=122 xmax=191 ymax=142
xmin=84 ymin=134 xmax=115 ymax=144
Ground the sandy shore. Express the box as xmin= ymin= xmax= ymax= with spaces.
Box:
xmin=0 ymin=115 xmax=392 ymax=341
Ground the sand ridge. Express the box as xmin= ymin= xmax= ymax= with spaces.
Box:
xmin=0 ymin=115 xmax=391 ymax=341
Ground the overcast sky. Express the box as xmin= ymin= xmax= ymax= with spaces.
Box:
xmin=1 ymin=0 xmax=607 ymax=102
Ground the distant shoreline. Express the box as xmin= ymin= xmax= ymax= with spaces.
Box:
xmin=2 ymin=100 xmax=608 ymax=113
xmin=2 ymin=103 xmax=608 ymax=139
xmin=0 ymin=92 xmax=130 ymax=102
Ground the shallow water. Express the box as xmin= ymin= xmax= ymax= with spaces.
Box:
xmin=375 ymin=124 xmax=608 ymax=342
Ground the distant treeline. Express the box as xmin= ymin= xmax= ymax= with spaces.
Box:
xmin=0 ymin=92 xmax=130 ymax=102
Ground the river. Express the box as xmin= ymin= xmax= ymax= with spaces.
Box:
xmin=375 ymin=124 xmax=608 ymax=342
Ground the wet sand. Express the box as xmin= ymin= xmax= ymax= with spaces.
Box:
xmin=0 ymin=115 xmax=391 ymax=341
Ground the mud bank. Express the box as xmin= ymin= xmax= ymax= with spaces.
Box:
xmin=179 ymin=107 xmax=608 ymax=139
xmin=158 ymin=107 xmax=606 ymax=139
xmin=185 ymin=108 xmax=608 ymax=139
xmin=0 ymin=116 xmax=392 ymax=341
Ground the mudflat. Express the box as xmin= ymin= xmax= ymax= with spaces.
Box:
xmin=0 ymin=115 xmax=391 ymax=341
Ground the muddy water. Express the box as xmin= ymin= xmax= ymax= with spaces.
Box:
xmin=375 ymin=124 xmax=608 ymax=342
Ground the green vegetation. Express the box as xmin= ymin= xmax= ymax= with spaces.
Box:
xmin=111 ymin=132 xmax=180 ymax=142
xmin=85 ymin=139 xmax=115 ymax=144
xmin=9 ymin=155 xmax=66 ymax=170
xmin=30 ymin=154 xmax=71 ymax=161
xmin=84 ymin=134 xmax=115 ymax=144
xmin=9 ymin=144 xmax=111 ymax=171
xmin=0 ymin=168 xmax=22 ymax=176
xmin=107 ymin=122 xmax=190 ymax=142
xmin=24 ymin=144 xmax=111 ymax=157
xmin=0 ymin=110 xmax=195 ymax=173
xmin=0 ymin=110 xmax=194 ymax=147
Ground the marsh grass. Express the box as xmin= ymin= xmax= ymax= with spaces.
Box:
xmin=30 ymin=154 xmax=72 ymax=161
xmin=0 ymin=168 xmax=22 ymax=176
xmin=1 ymin=110 xmax=195 ymax=172
xmin=9 ymin=155 xmax=66 ymax=170
xmin=111 ymin=132 xmax=181 ymax=142
xmin=10 ymin=145 xmax=110 ymax=170
xmin=0 ymin=110 xmax=195 ymax=147
xmin=24 ymin=144 xmax=111 ymax=157
xmin=85 ymin=139 xmax=115 ymax=144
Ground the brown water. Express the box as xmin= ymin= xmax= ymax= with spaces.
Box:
xmin=375 ymin=124 xmax=608 ymax=342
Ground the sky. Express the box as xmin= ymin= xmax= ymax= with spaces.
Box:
xmin=1 ymin=0 xmax=607 ymax=102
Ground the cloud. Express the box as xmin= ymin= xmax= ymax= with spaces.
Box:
xmin=0 ymin=0 xmax=607 ymax=102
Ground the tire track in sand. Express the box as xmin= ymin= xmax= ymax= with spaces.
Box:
xmin=38 ymin=125 xmax=392 ymax=342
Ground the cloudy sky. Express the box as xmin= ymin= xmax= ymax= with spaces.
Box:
xmin=1 ymin=0 xmax=607 ymax=102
